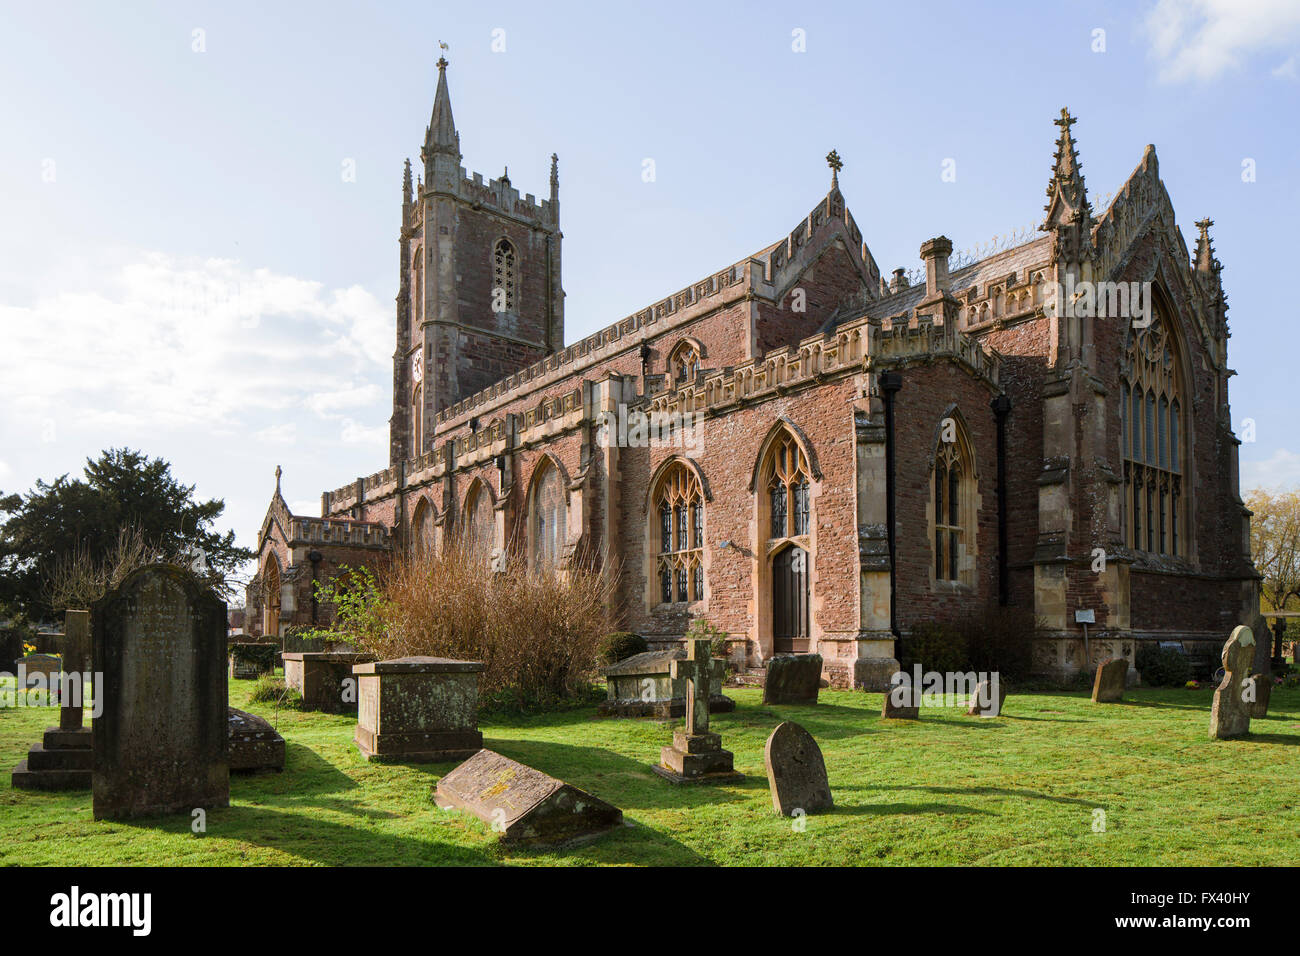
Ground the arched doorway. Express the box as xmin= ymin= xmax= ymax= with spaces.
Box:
xmin=772 ymin=544 xmax=808 ymax=653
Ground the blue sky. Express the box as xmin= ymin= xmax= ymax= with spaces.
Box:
xmin=2 ymin=0 xmax=1298 ymax=586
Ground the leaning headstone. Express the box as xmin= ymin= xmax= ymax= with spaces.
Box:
xmin=228 ymin=707 xmax=285 ymax=772
xmin=652 ymin=639 xmax=742 ymax=784
xmin=11 ymin=610 xmax=94 ymax=792
xmin=284 ymin=651 xmax=375 ymax=714
xmin=1247 ymin=673 xmax=1272 ymax=719
xmin=967 ymin=678 xmax=1007 ymax=717
xmin=763 ymin=721 xmax=832 ymax=817
xmin=1209 ymin=626 xmax=1256 ymax=740
xmin=882 ymin=676 xmax=920 ymax=719
xmin=762 ymin=654 xmax=823 ymax=706
xmin=597 ymin=649 xmax=734 ymax=718
xmin=1091 ymin=657 xmax=1128 ymax=703
xmin=92 ymin=564 xmax=229 ymax=820
xmin=434 ymin=749 xmax=623 ymax=844
xmin=353 ymin=657 xmax=484 ymax=762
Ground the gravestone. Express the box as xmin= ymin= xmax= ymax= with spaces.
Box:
xmin=1209 ymin=626 xmax=1255 ymax=740
xmin=92 ymin=564 xmax=229 ymax=820
xmin=1091 ymin=657 xmax=1128 ymax=703
xmin=284 ymin=651 xmax=375 ymax=714
xmin=882 ymin=677 xmax=921 ymax=719
xmin=11 ymin=610 xmax=94 ymax=792
xmin=19 ymin=653 xmax=61 ymax=689
xmin=967 ymin=678 xmax=1007 ymax=717
xmin=763 ymin=721 xmax=832 ymax=817
xmin=434 ymin=749 xmax=623 ymax=844
xmin=762 ymin=654 xmax=823 ymax=706
xmin=353 ymin=657 xmax=484 ymax=762
xmin=228 ymin=707 xmax=285 ymax=772
xmin=1247 ymin=673 xmax=1272 ymax=719
xmin=652 ymin=638 xmax=742 ymax=784
xmin=227 ymin=642 xmax=274 ymax=680
xmin=598 ymin=649 xmax=734 ymax=718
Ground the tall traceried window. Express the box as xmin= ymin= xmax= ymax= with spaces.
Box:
xmin=530 ymin=458 xmax=566 ymax=568
xmin=1120 ymin=302 xmax=1185 ymax=556
xmin=463 ymin=481 xmax=494 ymax=556
xmin=493 ymin=238 xmax=517 ymax=313
xmin=411 ymin=498 xmax=435 ymax=556
xmin=766 ymin=432 xmax=811 ymax=540
xmin=653 ymin=461 xmax=704 ymax=603
xmin=931 ymin=416 xmax=977 ymax=586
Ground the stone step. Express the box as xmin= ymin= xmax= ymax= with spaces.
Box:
xmin=25 ymin=742 xmax=92 ymax=772
xmin=42 ymin=726 xmax=93 ymax=750
xmin=10 ymin=758 xmax=92 ymax=792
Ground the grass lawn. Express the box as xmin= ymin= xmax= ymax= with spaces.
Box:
xmin=2 ymin=675 xmax=1298 ymax=866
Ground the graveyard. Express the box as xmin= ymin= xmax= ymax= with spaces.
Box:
xmin=3 ymin=665 xmax=1298 ymax=866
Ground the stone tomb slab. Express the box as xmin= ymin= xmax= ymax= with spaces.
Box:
xmin=762 ymin=653 xmax=823 ymax=706
xmin=434 ymin=749 xmax=623 ymax=845
xmin=228 ymin=707 xmax=285 ymax=772
xmin=92 ymin=564 xmax=229 ymax=820
xmin=284 ymin=651 xmax=375 ymax=714
xmin=597 ymin=649 xmax=735 ymax=718
xmin=764 ymin=721 xmax=832 ymax=817
xmin=353 ymin=656 xmax=484 ymax=762
xmin=1091 ymin=657 xmax=1128 ymax=703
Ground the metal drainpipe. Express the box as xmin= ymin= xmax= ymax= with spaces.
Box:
xmin=880 ymin=371 xmax=903 ymax=649
xmin=991 ymin=394 xmax=1012 ymax=606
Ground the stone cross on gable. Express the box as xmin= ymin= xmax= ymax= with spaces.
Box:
xmin=669 ymin=638 xmax=722 ymax=736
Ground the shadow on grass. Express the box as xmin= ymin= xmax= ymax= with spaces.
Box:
xmin=831 ymin=801 xmax=995 ymax=817
xmin=848 ymin=783 xmax=1100 ymax=808
xmin=1244 ymin=733 xmax=1300 ymax=746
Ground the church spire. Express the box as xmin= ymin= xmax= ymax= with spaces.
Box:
xmin=423 ymin=56 xmax=460 ymax=164
xmin=549 ymin=153 xmax=559 ymax=202
xmin=402 ymin=158 xmax=413 ymax=205
xmin=1194 ymin=217 xmax=1219 ymax=275
xmin=1041 ymin=107 xmax=1092 ymax=232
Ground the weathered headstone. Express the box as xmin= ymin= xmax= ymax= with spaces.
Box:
xmin=434 ymin=749 xmax=623 ymax=844
xmin=11 ymin=610 xmax=94 ymax=792
xmin=228 ymin=707 xmax=285 ymax=772
xmin=652 ymin=639 xmax=742 ymax=784
xmin=19 ymin=653 xmax=61 ymax=689
xmin=598 ymin=649 xmax=735 ymax=717
xmin=1091 ymin=657 xmax=1128 ymax=703
xmin=762 ymin=653 xmax=823 ymax=706
xmin=92 ymin=564 xmax=229 ymax=820
xmin=284 ymin=651 xmax=375 ymax=713
xmin=882 ymin=676 xmax=921 ymax=719
xmin=967 ymin=678 xmax=1007 ymax=717
xmin=1247 ymin=673 xmax=1272 ymax=719
xmin=763 ymin=721 xmax=832 ymax=817
xmin=1209 ymin=626 xmax=1255 ymax=740
xmin=353 ymin=657 xmax=484 ymax=762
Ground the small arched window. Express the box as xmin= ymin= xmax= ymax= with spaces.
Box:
xmin=669 ymin=341 xmax=701 ymax=386
xmin=493 ymin=238 xmax=517 ymax=313
xmin=529 ymin=458 xmax=566 ymax=568
xmin=652 ymin=461 xmax=704 ymax=603
xmin=463 ymin=480 xmax=495 ymax=555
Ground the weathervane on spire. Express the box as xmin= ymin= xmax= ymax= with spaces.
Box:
xmin=438 ymin=40 xmax=449 ymax=70
xmin=826 ymin=149 xmax=843 ymax=188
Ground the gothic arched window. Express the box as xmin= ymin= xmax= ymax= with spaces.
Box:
xmin=463 ymin=480 xmax=495 ymax=556
xmin=669 ymin=341 xmax=701 ymax=386
xmin=411 ymin=497 xmax=435 ymax=556
xmin=932 ymin=423 xmax=976 ymax=584
xmin=1120 ymin=303 xmax=1186 ymax=556
xmin=529 ymin=458 xmax=566 ymax=568
xmin=765 ymin=431 xmax=811 ymax=540
xmin=652 ymin=461 xmax=704 ymax=603
xmin=493 ymin=238 xmax=517 ymax=313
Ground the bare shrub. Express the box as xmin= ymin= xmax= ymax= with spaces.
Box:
xmin=310 ymin=533 xmax=618 ymax=710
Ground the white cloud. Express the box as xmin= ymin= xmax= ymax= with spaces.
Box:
xmin=1240 ymin=448 xmax=1300 ymax=491
xmin=1272 ymin=54 xmax=1299 ymax=79
xmin=1144 ymin=0 xmax=1300 ymax=82
xmin=0 ymin=253 xmax=390 ymax=435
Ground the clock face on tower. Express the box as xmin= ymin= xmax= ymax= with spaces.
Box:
xmin=411 ymin=348 xmax=424 ymax=384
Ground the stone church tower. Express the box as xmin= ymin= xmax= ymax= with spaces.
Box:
xmin=391 ymin=57 xmax=564 ymax=465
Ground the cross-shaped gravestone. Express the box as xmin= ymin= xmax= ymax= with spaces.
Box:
xmin=669 ymin=638 xmax=721 ymax=737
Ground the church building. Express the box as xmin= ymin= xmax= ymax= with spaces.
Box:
xmin=246 ymin=59 xmax=1260 ymax=688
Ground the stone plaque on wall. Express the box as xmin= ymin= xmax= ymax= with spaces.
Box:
xmin=92 ymin=564 xmax=229 ymax=820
